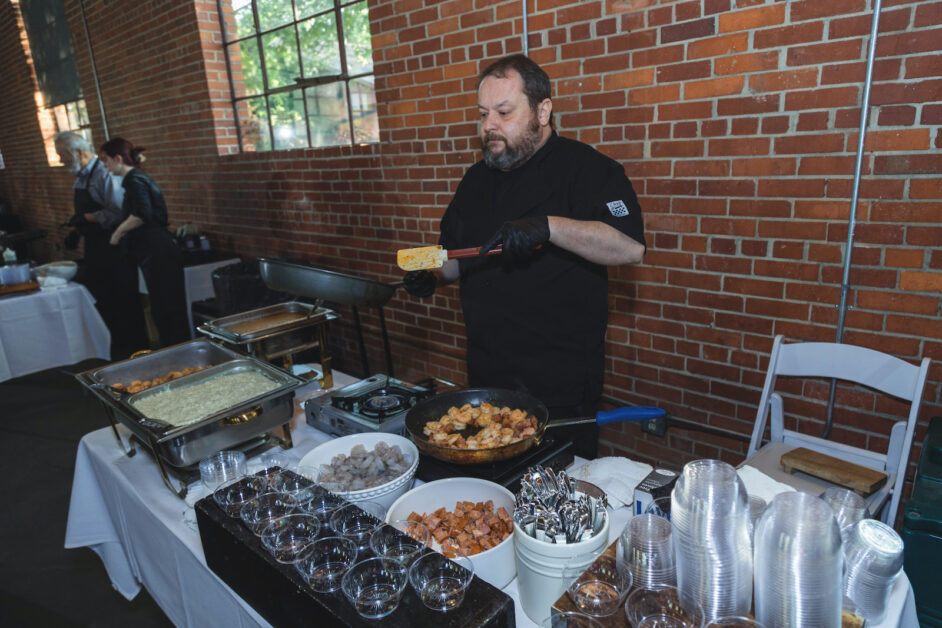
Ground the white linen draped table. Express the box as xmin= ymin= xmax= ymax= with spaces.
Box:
xmin=65 ymin=370 xmax=918 ymax=628
xmin=0 ymin=282 xmax=110 ymax=382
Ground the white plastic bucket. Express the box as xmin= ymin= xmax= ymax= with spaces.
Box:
xmin=513 ymin=515 xmax=611 ymax=624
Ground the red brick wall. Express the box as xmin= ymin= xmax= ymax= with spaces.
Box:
xmin=1 ymin=0 xmax=940 ymax=508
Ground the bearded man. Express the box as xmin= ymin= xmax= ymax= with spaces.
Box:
xmin=54 ymin=131 xmax=148 ymax=359
xmin=403 ymin=54 xmax=646 ymax=458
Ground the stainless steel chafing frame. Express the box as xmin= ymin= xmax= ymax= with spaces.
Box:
xmin=76 ymin=340 xmax=306 ymax=498
xmin=197 ymin=301 xmax=339 ymax=389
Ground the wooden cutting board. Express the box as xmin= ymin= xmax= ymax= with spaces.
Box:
xmin=0 ymin=280 xmax=39 ymax=296
xmin=780 ymin=447 xmax=887 ymax=497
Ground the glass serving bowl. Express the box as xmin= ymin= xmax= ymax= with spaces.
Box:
xmin=564 ymin=552 xmax=633 ymax=617
xmin=260 ymin=513 xmax=321 ymax=563
xmin=408 ymin=552 xmax=474 ymax=612
xmin=239 ymin=491 xmax=298 ymax=535
xmin=294 ymin=536 xmax=359 ymax=593
xmin=211 ymin=475 xmax=266 ymax=517
xmin=341 ymin=557 xmax=408 ymax=619
xmin=370 ymin=520 xmax=430 ymax=567
xmin=329 ymin=502 xmax=386 ymax=552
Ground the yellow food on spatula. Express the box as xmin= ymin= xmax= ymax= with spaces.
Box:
xmin=397 ymin=245 xmax=449 ymax=271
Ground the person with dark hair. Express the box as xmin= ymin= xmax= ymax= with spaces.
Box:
xmin=99 ymin=137 xmax=189 ymax=348
xmin=54 ymin=131 xmax=148 ymax=360
xmin=402 ymin=54 xmax=646 ymax=458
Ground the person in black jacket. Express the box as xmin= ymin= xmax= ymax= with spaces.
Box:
xmin=99 ymin=138 xmax=189 ymax=347
xmin=403 ymin=55 xmax=646 ymax=458
xmin=54 ymin=131 xmax=148 ymax=359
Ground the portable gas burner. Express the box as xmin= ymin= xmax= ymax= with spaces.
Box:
xmin=303 ymin=374 xmax=434 ymax=437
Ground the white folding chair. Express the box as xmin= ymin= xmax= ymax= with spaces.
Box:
xmin=746 ymin=334 xmax=930 ymax=525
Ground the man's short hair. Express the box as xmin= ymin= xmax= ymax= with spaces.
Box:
xmin=478 ymin=54 xmax=552 ymax=111
xmin=54 ymin=131 xmax=91 ymax=153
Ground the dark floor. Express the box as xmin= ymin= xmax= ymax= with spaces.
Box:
xmin=0 ymin=360 xmax=172 ymax=627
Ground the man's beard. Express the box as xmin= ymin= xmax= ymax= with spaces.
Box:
xmin=482 ymin=113 xmax=542 ymax=171
xmin=67 ymin=151 xmax=81 ymax=175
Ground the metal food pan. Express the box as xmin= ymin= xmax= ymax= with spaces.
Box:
xmin=80 ymin=339 xmax=245 ymax=390
xmin=127 ymin=358 xmax=298 ymax=433
xmin=258 ymin=258 xmax=399 ymax=308
xmin=197 ymin=301 xmax=331 ymax=344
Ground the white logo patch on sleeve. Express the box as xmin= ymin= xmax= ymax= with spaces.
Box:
xmin=606 ymin=199 xmax=629 ymax=217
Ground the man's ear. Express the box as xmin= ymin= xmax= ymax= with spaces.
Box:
xmin=537 ymin=98 xmax=553 ymax=126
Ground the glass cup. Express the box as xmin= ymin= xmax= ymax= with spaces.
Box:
xmin=541 ymin=612 xmax=604 ymax=628
xmin=260 ymin=513 xmax=321 ymax=563
xmin=211 ymin=475 xmax=266 ymax=517
xmin=329 ymin=501 xmax=386 ymax=552
xmin=200 ymin=450 xmax=247 ymax=492
xmin=260 ymin=450 xmax=298 ymax=473
xmin=341 ymin=557 xmax=408 ymax=619
xmin=295 ymin=536 xmax=359 ymax=593
xmin=298 ymin=490 xmax=346 ymax=520
xmin=645 ymin=496 xmax=672 ymax=520
xmin=370 ymin=520 xmax=430 ymax=567
xmin=239 ymin=491 xmax=298 ymax=535
xmin=563 ymin=551 xmax=633 ymax=617
xmin=408 ymin=552 xmax=474 ymax=612
xmin=271 ymin=472 xmax=313 ymax=497
xmin=625 ymin=586 xmax=704 ymax=628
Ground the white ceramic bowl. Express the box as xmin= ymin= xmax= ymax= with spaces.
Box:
xmin=385 ymin=477 xmax=517 ymax=589
xmin=36 ymin=260 xmax=78 ymax=280
xmin=297 ymin=433 xmax=418 ymax=511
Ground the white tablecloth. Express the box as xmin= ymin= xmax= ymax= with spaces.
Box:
xmin=65 ymin=371 xmax=919 ymax=628
xmin=0 ymin=282 xmax=110 ymax=381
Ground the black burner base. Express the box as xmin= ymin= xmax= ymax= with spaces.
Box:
xmin=416 ymin=438 xmax=575 ymax=494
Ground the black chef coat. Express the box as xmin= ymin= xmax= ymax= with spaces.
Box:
xmin=439 ymin=131 xmax=645 ymax=454
xmin=121 ymin=169 xmax=190 ymax=347
xmin=73 ymin=159 xmax=148 ymax=359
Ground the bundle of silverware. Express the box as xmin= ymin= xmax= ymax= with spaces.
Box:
xmin=513 ymin=466 xmax=608 ymax=544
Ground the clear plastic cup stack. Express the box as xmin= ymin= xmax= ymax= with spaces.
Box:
xmin=753 ymin=491 xmax=843 ymax=628
xmin=842 ymin=518 xmax=905 ymax=624
xmin=671 ymin=459 xmax=753 ymax=623
xmin=821 ymin=487 xmax=871 ymax=543
xmin=619 ymin=513 xmax=676 ymax=588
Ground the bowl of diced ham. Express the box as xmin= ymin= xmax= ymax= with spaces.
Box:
xmin=385 ymin=477 xmax=516 ymax=589
xmin=298 ymin=433 xmax=419 ymax=511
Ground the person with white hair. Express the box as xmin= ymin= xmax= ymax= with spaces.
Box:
xmin=54 ymin=131 xmax=148 ymax=359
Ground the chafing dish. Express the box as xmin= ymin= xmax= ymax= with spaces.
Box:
xmin=76 ymin=339 xmax=305 ymax=498
xmin=197 ymin=301 xmax=338 ymax=388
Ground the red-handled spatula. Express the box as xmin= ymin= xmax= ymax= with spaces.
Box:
xmin=397 ymin=244 xmax=504 ymax=271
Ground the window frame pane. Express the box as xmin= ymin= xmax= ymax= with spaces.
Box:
xmin=219 ymin=0 xmax=377 ymax=153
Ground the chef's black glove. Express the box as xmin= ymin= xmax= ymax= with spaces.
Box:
xmin=403 ymin=270 xmax=437 ymax=298
xmin=479 ymin=216 xmax=550 ymax=261
xmin=64 ymin=229 xmax=81 ymax=250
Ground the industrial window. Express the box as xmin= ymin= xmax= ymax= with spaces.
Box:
xmin=17 ymin=0 xmax=93 ymax=165
xmin=219 ymin=0 xmax=378 ymax=152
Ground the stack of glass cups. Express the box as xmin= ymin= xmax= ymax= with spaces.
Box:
xmin=843 ymin=518 xmax=905 ymax=624
xmin=671 ymin=459 xmax=753 ymax=623
xmin=821 ymin=487 xmax=871 ymax=543
xmin=619 ymin=513 xmax=676 ymax=588
xmin=754 ymin=491 xmax=843 ymax=628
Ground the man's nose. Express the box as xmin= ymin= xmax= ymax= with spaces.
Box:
xmin=481 ymin=112 xmax=498 ymax=133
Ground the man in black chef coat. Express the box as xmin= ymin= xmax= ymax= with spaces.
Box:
xmin=404 ymin=54 xmax=646 ymax=458
xmin=55 ymin=131 xmax=148 ymax=359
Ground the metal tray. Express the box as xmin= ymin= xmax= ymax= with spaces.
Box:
xmin=197 ymin=301 xmax=334 ymax=344
xmin=258 ymin=258 xmax=399 ymax=308
xmin=80 ymin=338 xmax=245 ymax=390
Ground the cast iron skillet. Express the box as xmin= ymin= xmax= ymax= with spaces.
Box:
xmin=404 ymin=388 xmax=665 ymax=465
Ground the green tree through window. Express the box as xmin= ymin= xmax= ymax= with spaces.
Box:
xmin=221 ymin=0 xmax=377 ymax=151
